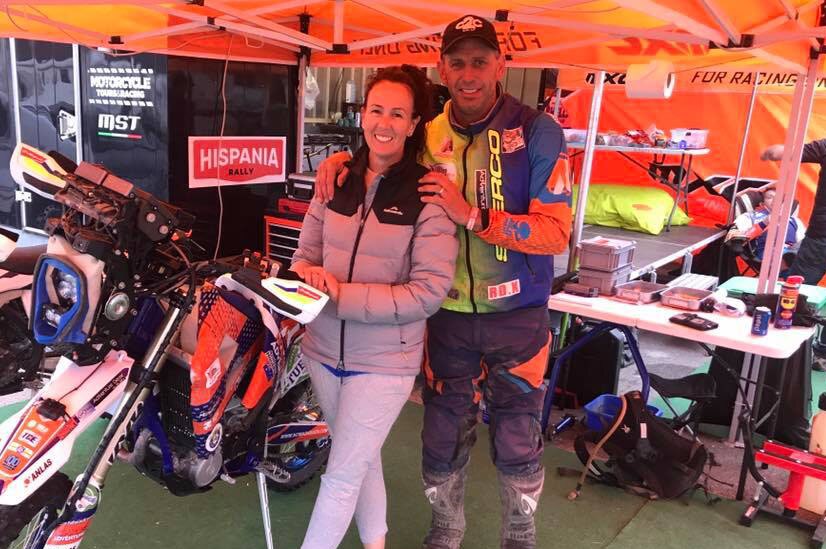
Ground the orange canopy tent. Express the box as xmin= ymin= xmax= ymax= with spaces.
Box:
xmin=0 ymin=0 xmax=822 ymax=72
xmin=1 ymin=0 xmax=825 ymax=289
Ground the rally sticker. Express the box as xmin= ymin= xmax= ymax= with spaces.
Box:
xmin=487 ymin=279 xmax=521 ymax=301
xmin=502 ymin=127 xmax=525 ymax=154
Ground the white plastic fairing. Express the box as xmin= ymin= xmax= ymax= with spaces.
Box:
xmin=0 ymin=351 xmax=132 ymax=505
xmin=9 ymin=143 xmax=67 ymax=199
xmin=0 ymin=234 xmax=14 ymax=263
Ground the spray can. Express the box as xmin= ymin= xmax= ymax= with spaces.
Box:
xmin=774 ymin=275 xmax=804 ymax=329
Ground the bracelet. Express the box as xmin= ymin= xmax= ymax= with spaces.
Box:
xmin=466 ymin=207 xmax=479 ymax=231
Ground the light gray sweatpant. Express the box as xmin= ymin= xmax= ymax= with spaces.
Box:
xmin=300 ymin=357 xmax=415 ymax=549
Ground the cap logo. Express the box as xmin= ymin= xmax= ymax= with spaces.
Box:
xmin=455 ymin=16 xmax=483 ymax=32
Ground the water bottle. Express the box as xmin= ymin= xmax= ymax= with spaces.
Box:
xmin=345 ymin=79 xmax=357 ymax=104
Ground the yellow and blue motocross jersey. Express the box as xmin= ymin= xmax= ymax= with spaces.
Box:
xmin=422 ymin=93 xmax=572 ymax=314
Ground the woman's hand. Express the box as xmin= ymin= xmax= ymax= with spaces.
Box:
xmin=323 ymin=272 xmax=340 ymax=302
xmin=419 ymin=171 xmax=472 ymax=227
xmin=291 ymin=262 xmax=330 ymax=293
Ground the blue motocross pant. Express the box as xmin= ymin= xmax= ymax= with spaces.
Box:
xmin=421 ymin=305 xmax=551 ymax=476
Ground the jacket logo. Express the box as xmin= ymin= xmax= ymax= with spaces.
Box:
xmin=487 ymin=130 xmax=507 ymax=262
xmin=502 ymin=127 xmax=526 ymax=154
xmin=383 ymin=206 xmax=404 ymax=216
xmin=455 ymin=16 xmax=483 ymax=32
xmin=488 ymin=279 xmax=520 ymax=300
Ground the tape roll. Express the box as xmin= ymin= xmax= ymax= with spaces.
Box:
xmin=625 ymin=60 xmax=675 ymax=99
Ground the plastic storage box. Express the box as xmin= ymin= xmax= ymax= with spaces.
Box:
xmin=669 ymin=128 xmax=709 ymax=149
xmin=579 ymin=236 xmax=636 ymax=272
xmin=614 ymin=280 xmax=668 ymax=303
xmin=660 ymin=286 xmax=713 ymax=310
xmin=578 ymin=264 xmax=632 ymax=295
xmin=584 ymin=394 xmax=663 ymax=432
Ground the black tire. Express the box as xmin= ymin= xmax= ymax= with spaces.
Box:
xmin=262 ymin=378 xmax=330 ymax=492
xmin=0 ymin=299 xmax=44 ymax=390
xmin=0 ymin=472 xmax=72 ymax=549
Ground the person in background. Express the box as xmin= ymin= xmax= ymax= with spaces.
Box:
xmin=291 ymin=65 xmax=458 ymax=549
xmin=762 ymin=140 xmax=826 ymax=368
xmin=314 ymin=15 xmax=572 ymax=549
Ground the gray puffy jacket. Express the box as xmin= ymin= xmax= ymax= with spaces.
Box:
xmin=292 ymin=147 xmax=458 ymax=376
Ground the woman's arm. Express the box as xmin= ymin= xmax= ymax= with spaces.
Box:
xmin=335 ymin=204 xmax=458 ymax=324
xmin=291 ymin=199 xmax=326 ymax=270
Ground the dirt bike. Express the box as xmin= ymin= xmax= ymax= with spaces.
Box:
xmin=0 ymin=145 xmax=331 ymax=549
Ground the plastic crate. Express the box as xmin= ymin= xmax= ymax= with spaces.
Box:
xmin=578 ymin=264 xmax=632 ymax=295
xmin=583 ymin=394 xmax=663 ymax=432
xmin=579 ymin=236 xmax=636 ymax=272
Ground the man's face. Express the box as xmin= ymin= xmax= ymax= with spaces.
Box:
xmin=438 ymin=38 xmax=505 ymax=126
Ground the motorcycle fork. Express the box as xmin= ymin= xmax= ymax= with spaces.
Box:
xmin=30 ymin=294 xmax=190 ymax=549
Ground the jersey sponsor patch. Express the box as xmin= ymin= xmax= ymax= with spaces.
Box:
xmin=488 ymin=279 xmax=521 ymax=300
xmin=502 ymin=127 xmax=526 ymax=154
xmin=475 ymin=170 xmax=489 ymax=209
xmin=429 ymin=162 xmax=458 ymax=184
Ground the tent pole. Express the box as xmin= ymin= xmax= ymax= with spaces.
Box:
xmin=726 ymin=71 xmax=760 ymax=224
xmin=296 ymin=56 xmax=307 ymax=173
xmin=553 ymin=88 xmax=562 ymax=119
xmin=333 ymin=0 xmax=344 ymax=44
xmin=757 ymin=57 xmax=818 ymax=293
xmin=567 ymin=70 xmax=604 ymax=272
xmin=296 ymin=14 xmax=310 ymax=173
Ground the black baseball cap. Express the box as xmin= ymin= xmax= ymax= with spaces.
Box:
xmin=441 ymin=15 xmax=501 ymax=55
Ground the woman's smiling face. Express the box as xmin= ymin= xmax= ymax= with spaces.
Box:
xmin=361 ymin=80 xmax=420 ymax=168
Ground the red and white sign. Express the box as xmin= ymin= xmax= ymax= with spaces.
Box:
xmin=188 ymin=136 xmax=286 ymax=188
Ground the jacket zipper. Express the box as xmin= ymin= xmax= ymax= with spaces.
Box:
xmin=461 ymin=134 xmax=477 ymax=314
xmin=338 ymin=197 xmax=372 ymax=370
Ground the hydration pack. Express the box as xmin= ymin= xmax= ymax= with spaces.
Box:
xmin=573 ymin=391 xmax=708 ymax=499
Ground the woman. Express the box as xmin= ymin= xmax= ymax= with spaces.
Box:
xmin=291 ymin=65 xmax=458 ymax=549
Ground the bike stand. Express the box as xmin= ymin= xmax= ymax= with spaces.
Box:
xmin=256 ymin=471 xmax=276 ymax=549
xmin=740 ymin=440 xmax=826 ymax=549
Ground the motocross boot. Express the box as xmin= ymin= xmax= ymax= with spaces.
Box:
xmin=498 ymin=467 xmax=545 ymax=549
xmin=421 ymin=461 xmax=469 ymax=549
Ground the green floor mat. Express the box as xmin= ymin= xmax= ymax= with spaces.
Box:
xmin=0 ymin=399 xmax=816 ymax=548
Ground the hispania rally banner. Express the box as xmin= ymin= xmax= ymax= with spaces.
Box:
xmin=188 ymin=136 xmax=286 ymax=188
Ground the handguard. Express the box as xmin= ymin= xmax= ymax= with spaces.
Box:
xmin=216 ymin=269 xmax=328 ymax=326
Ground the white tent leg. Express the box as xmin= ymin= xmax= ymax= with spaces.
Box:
xmin=757 ymin=58 xmax=819 ymax=293
xmin=567 ymin=70 xmax=604 ymax=271
xmin=726 ymin=72 xmax=760 ymax=224
xmin=296 ymin=55 xmax=307 ymax=173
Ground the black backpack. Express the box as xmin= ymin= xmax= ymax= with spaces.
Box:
xmin=571 ymin=391 xmax=708 ymax=499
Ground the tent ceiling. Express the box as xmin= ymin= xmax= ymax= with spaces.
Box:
xmin=0 ymin=0 xmax=823 ymax=72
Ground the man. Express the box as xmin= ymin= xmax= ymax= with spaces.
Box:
xmin=762 ymin=140 xmax=826 ymax=368
xmin=314 ymin=15 xmax=571 ymax=549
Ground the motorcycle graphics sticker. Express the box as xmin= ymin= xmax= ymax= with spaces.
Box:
xmin=2 ymin=455 xmax=20 ymax=472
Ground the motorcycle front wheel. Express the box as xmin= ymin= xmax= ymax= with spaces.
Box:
xmin=0 ymin=472 xmax=72 ymax=549
xmin=261 ymin=378 xmax=330 ymax=492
